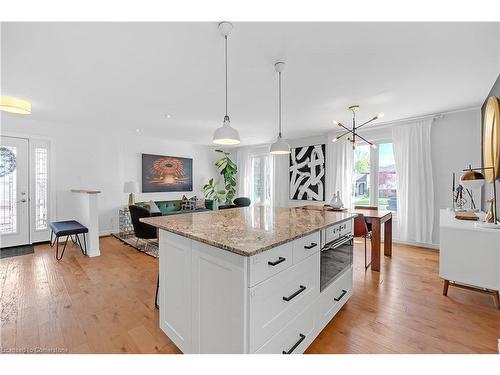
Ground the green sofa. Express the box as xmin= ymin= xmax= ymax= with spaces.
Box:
xmin=135 ymin=199 xmax=214 ymax=216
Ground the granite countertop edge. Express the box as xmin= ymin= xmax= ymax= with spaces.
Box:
xmin=141 ymin=213 xmax=357 ymax=257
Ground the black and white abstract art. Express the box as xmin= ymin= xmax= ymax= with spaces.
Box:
xmin=289 ymin=144 xmax=326 ymax=201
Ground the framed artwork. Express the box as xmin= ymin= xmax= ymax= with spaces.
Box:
xmin=142 ymin=154 xmax=193 ymax=192
xmin=289 ymin=144 xmax=326 ymax=201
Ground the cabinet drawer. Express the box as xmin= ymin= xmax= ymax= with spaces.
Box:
xmin=317 ymin=266 xmax=352 ymax=332
xmin=249 ymin=253 xmax=319 ymax=352
xmin=248 ymin=243 xmax=293 ymax=287
xmin=292 ymin=231 xmax=320 ymax=265
xmin=255 ymin=303 xmax=315 ymax=354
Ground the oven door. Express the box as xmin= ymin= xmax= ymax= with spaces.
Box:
xmin=320 ymin=234 xmax=353 ymax=291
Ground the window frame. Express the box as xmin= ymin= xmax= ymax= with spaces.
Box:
xmin=249 ymin=151 xmax=272 ymax=207
xmin=352 ymin=138 xmax=397 ymax=211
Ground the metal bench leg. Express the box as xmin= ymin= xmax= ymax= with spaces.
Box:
xmin=83 ymin=233 xmax=87 ymax=255
xmin=50 ymin=230 xmax=54 ymax=247
xmin=75 ymin=234 xmax=87 ymax=256
xmin=55 ymin=235 xmax=70 ymax=261
xmin=155 ymin=274 xmax=159 ymax=309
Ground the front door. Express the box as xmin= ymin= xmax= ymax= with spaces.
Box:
xmin=0 ymin=136 xmax=30 ymax=247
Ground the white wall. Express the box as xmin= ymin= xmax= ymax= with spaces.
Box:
xmin=1 ymin=116 xmax=218 ymax=235
xmin=430 ymin=109 xmax=482 ymax=244
xmin=269 ymin=107 xmax=482 ymax=248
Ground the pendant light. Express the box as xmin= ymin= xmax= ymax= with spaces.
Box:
xmin=332 ymin=105 xmax=384 ymax=150
xmin=270 ymin=62 xmax=290 ymax=155
xmin=212 ymin=22 xmax=240 ymax=145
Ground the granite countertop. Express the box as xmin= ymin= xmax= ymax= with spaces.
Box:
xmin=141 ymin=207 xmax=356 ymax=256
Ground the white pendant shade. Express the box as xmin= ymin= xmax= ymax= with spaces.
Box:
xmin=270 ymin=137 xmax=290 ymax=154
xmin=213 ymin=121 xmax=241 ymax=145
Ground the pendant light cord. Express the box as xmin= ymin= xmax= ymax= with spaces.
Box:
xmin=225 ymin=35 xmax=228 ymax=117
xmin=278 ymin=71 xmax=282 ymax=138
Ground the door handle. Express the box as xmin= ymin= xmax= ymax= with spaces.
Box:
xmin=282 ymin=334 xmax=306 ymax=354
xmin=268 ymin=257 xmax=286 ymax=266
xmin=334 ymin=289 xmax=348 ymax=302
xmin=304 ymin=243 xmax=317 ymax=249
xmin=19 ymin=199 xmax=27 ymax=203
xmin=283 ymin=285 xmax=306 ymax=301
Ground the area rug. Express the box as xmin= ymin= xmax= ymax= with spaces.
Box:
xmin=0 ymin=245 xmax=35 ymax=259
xmin=112 ymin=232 xmax=158 ymax=258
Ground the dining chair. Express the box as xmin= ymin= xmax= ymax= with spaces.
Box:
xmin=353 ymin=213 xmax=372 ymax=270
xmin=354 ymin=205 xmax=378 ymax=232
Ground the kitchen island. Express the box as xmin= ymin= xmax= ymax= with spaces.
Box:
xmin=141 ymin=206 xmax=356 ymax=354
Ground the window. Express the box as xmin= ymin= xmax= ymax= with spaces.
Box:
xmin=352 ymin=144 xmax=371 ymax=206
xmin=377 ymin=143 xmax=397 ymax=211
xmin=250 ymin=153 xmax=272 ymax=206
xmin=351 ymin=142 xmax=397 ymax=212
xmin=35 ymin=147 xmax=48 ymax=230
xmin=0 ymin=146 xmax=17 ymax=233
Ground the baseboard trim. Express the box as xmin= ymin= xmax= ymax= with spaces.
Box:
xmin=392 ymin=239 xmax=439 ymax=250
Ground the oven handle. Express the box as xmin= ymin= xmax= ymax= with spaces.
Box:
xmin=322 ymin=234 xmax=353 ymax=251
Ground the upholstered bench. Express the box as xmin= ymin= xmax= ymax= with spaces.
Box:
xmin=49 ymin=220 xmax=88 ymax=261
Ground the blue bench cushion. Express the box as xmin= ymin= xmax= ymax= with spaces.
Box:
xmin=50 ymin=220 xmax=88 ymax=236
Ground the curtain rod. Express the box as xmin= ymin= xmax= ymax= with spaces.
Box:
xmin=359 ymin=105 xmax=480 ymax=130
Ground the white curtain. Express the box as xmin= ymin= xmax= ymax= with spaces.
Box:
xmin=235 ymin=146 xmax=252 ymax=198
xmin=392 ymin=119 xmax=434 ymax=244
xmin=326 ymin=136 xmax=353 ymax=208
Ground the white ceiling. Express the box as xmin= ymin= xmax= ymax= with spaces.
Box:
xmin=1 ymin=22 xmax=499 ymax=145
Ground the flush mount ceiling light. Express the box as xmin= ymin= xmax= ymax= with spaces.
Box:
xmin=332 ymin=105 xmax=384 ymax=150
xmin=270 ymin=62 xmax=291 ymax=155
xmin=0 ymin=96 xmax=31 ymax=114
xmin=212 ymin=21 xmax=240 ymax=145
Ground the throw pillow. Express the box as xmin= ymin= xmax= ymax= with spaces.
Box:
xmin=195 ymin=198 xmax=205 ymax=209
xmin=148 ymin=200 xmax=161 ymax=214
xmin=181 ymin=195 xmax=196 ymax=211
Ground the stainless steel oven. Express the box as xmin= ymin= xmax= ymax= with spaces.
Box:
xmin=320 ymin=233 xmax=353 ymax=291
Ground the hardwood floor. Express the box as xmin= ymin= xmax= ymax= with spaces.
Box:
xmin=1 ymin=237 xmax=499 ymax=353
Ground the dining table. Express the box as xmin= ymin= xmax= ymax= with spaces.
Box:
xmin=348 ymin=208 xmax=393 ymax=272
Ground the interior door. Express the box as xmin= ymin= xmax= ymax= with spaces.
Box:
xmin=0 ymin=136 xmax=29 ymax=247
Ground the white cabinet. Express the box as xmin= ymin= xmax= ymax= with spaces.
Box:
xmin=159 ymin=231 xmax=192 ymax=353
xmin=249 ymin=252 xmax=319 ymax=352
xmin=159 ymin=224 xmax=353 ymax=353
xmin=439 ymin=209 xmax=500 ymax=291
xmin=191 ymin=240 xmax=247 ymax=353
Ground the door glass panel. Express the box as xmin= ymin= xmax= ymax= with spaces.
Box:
xmin=0 ymin=146 xmax=17 ymax=233
xmin=351 ymin=144 xmax=370 ymax=206
xmin=377 ymin=143 xmax=397 ymax=211
xmin=35 ymin=148 xmax=48 ymax=230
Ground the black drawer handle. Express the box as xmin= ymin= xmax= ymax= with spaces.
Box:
xmin=268 ymin=257 xmax=286 ymax=266
xmin=304 ymin=243 xmax=317 ymax=249
xmin=334 ymin=289 xmax=347 ymax=302
xmin=283 ymin=285 xmax=306 ymax=301
xmin=282 ymin=333 xmax=306 ymax=354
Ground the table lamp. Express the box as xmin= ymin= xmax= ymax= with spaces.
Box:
xmin=460 ymin=165 xmax=497 ymax=224
xmin=123 ymin=181 xmax=139 ymax=207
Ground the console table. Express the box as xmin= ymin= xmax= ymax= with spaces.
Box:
xmin=439 ymin=209 xmax=500 ymax=309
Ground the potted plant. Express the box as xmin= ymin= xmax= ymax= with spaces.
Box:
xmin=202 ymin=178 xmax=225 ymax=209
xmin=214 ymin=149 xmax=237 ymax=206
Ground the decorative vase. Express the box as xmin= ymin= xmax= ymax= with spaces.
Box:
xmin=485 ymin=198 xmax=495 ymax=223
xmin=330 ymin=191 xmax=344 ymax=209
